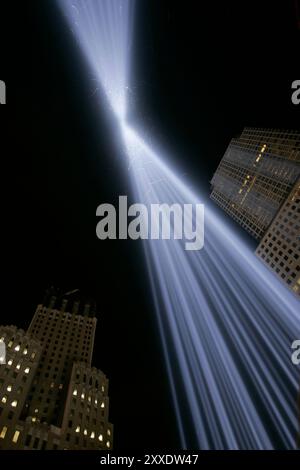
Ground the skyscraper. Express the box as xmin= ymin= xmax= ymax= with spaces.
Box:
xmin=210 ymin=127 xmax=300 ymax=240
xmin=256 ymin=178 xmax=300 ymax=296
xmin=210 ymin=127 xmax=300 ymax=296
xmin=0 ymin=289 xmax=113 ymax=450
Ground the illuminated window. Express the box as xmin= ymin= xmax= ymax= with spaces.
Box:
xmin=12 ymin=430 xmax=20 ymax=443
xmin=101 ymin=385 xmax=105 ymax=392
xmin=84 ymin=429 xmax=87 ymax=436
xmin=32 ymin=417 xmax=36 ymax=422
xmin=14 ymin=345 xmax=20 ymax=352
xmin=101 ymin=402 xmax=105 ymax=408
xmin=8 ymin=359 xmax=13 ymax=366
xmin=23 ymin=349 xmax=28 ymax=355
xmin=1 ymin=396 xmax=7 ymax=404
xmin=16 ymin=363 xmax=21 ymax=370
xmin=91 ymin=432 xmax=95 ymax=439
xmin=11 ymin=400 xmax=18 ymax=408
xmin=31 ymin=352 xmax=36 ymax=360
xmin=81 ymin=393 xmax=85 ymax=400
xmin=34 ymin=409 xmax=38 ymax=414
xmin=6 ymin=385 xmax=12 ymax=392
xmin=98 ymin=434 xmax=103 ymax=442
xmin=88 ymin=396 xmax=91 ymax=403
xmin=8 ymin=341 xmax=13 ymax=348
xmin=0 ymin=426 xmax=7 ymax=439
xmin=75 ymin=426 xmax=80 ymax=433
xmin=95 ymin=399 xmax=98 ymax=406
xmin=73 ymin=389 xmax=77 ymax=396
xmin=107 ymin=429 xmax=111 ymax=436
xmin=106 ymin=440 xmax=110 ymax=448
xmin=59 ymin=384 xmax=63 ymax=390
xmin=24 ymin=367 xmax=30 ymax=374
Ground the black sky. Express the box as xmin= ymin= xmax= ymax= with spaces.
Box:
xmin=1 ymin=0 xmax=299 ymax=449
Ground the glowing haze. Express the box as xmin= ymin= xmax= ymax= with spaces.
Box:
xmin=57 ymin=0 xmax=300 ymax=449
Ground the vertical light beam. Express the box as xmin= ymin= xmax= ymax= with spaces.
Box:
xmin=57 ymin=0 xmax=300 ymax=449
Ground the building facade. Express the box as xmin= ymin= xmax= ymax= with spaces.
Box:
xmin=0 ymin=326 xmax=42 ymax=447
xmin=256 ymin=178 xmax=300 ymax=296
xmin=210 ymin=128 xmax=300 ymax=240
xmin=210 ymin=127 xmax=300 ymax=296
xmin=0 ymin=289 xmax=113 ymax=449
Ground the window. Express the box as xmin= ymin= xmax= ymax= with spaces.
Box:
xmin=73 ymin=389 xmax=77 ymax=396
xmin=41 ymin=440 xmax=47 ymax=450
xmin=33 ymin=437 xmax=39 ymax=449
xmin=24 ymin=367 xmax=30 ymax=374
xmin=1 ymin=396 xmax=7 ymax=404
xmin=98 ymin=434 xmax=103 ymax=442
xmin=0 ymin=426 xmax=8 ymax=439
xmin=6 ymin=384 xmax=12 ymax=392
xmin=12 ymin=430 xmax=20 ymax=443
xmin=11 ymin=400 xmax=18 ymax=408
xmin=75 ymin=426 xmax=80 ymax=433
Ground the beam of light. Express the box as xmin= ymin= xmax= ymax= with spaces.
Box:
xmin=57 ymin=0 xmax=300 ymax=449
xmin=58 ymin=0 xmax=135 ymax=119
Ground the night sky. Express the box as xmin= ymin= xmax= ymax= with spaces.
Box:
xmin=1 ymin=0 xmax=299 ymax=449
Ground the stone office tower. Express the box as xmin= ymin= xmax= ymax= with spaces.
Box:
xmin=210 ymin=128 xmax=300 ymax=296
xmin=256 ymin=177 xmax=300 ymax=296
xmin=210 ymin=128 xmax=300 ymax=240
xmin=0 ymin=289 xmax=113 ymax=449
